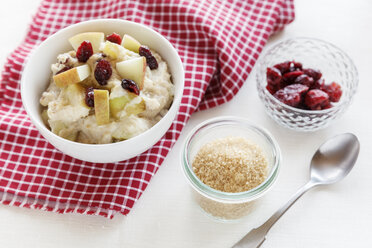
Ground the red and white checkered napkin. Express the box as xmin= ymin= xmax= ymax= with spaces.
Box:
xmin=0 ymin=0 xmax=294 ymax=218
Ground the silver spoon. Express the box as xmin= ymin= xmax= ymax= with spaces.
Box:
xmin=232 ymin=133 xmax=360 ymax=248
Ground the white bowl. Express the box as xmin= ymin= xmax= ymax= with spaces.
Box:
xmin=21 ymin=19 xmax=184 ymax=163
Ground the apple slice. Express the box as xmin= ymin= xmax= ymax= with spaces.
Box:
xmin=109 ymin=95 xmax=131 ymax=118
xmin=116 ymin=57 xmax=146 ymax=90
xmin=94 ymin=89 xmax=110 ymax=125
xmin=69 ymin=32 xmax=104 ymax=53
xmin=101 ymin=41 xmax=123 ymax=60
xmin=121 ymin=34 xmax=141 ymax=53
xmin=53 ymin=65 xmax=91 ymax=88
xmin=126 ymin=97 xmax=146 ymax=116
xmin=109 ymin=93 xmax=145 ymax=118
xmin=65 ymin=83 xmax=89 ymax=108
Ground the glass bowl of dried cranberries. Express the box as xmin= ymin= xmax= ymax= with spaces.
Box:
xmin=256 ymin=37 xmax=358 ymax=131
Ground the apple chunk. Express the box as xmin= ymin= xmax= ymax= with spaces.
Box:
xmin=94 ymin=89 xmax=110 ymax=125
xmin=126 ymin=97 xmax=146 ymax=116
xmin=109 ymin=95 xmax=130 ymax=118
xmin=65 ymin=83 xmax=89 ymax=108
xmin=121 ymin=34 xmax=141 ymax=53
xmin=116 ymin=57 xmax=146 ymax=90
xmin=101 ymin=41 xmax=123 ymax=60
xmin=109 ymin=93 xmax=145 ymax=118
xmin=69 ymin=32 xmax=104 ymax=53
xmin=53 ymin=65 xmax=91 ymax=88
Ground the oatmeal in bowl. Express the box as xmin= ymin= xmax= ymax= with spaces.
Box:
xmin=40 ymin=31 xmax=174 ymax=144
xmin=21 ymin=19 xmax=184 ymax=163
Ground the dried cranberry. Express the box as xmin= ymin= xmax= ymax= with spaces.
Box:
xmin=311 ymin=79 xmax=324 ymax=89
xmin=106 ymin=32 xmax=122 ymax=45
xmin=303 ymin=68 xmax=322 ymax=81
xmin=304 ymin=89 xmax=330 ymax=110
xmin=266 ymin=84 xmax=278 ymax=95
xmin=282 ymin=70 xmax=304 ymax=84
xmin=273 ymin=61 xmax=302 ymax=73
xmin=274 ymin=84 xmax=309 ymax=107
xmin=274 ymin=61 xmax=291 ymax=74
xmin=279 ymin=80 xmax=289 ymax=89
xmin=94 ymin=59 xmax=112 ymax=85
xmin=322 ymin=103 xmax=333 ymax=109
xmin=76 ymin=41 xmax=93 ymax=62
xmin=292 ymin=61 xmax=303 ymax=70
xmin=56 ymin=66 xmax=72 ymax=75
xmin=139 ymin=45 xmax=158 ymax=70
xmin=294 ymin=74 xmax=314 ymax=88
xmin=85 ymin=87 xmax=94 ymax=107
xmin=266 ymin=67 xmax=282 ymax=87
xmin=297 ymin=102 xmax=308 ymax=110
xmin=321 ymin=82 xmax=342 ymax=102
xmin=121 ymin=79 xmax=140 ymax=95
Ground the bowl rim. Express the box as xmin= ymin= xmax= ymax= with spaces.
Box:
xmin=256 ymin=36 xmax=359 ymax=114
xmin=181 ymin=116 xmax=281 ymax=203
xmin=20 ymin=18 xmax=184 ymax=149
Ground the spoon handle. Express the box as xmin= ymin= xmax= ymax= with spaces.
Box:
xmin=232 ymin=181 xmax=317 ymax=248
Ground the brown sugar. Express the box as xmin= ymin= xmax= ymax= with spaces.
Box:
xmin=192 ymin=136 xmax=268 ymax=193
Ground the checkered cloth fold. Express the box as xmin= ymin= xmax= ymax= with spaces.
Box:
xmin=0 ymin=0 xmax=294 ymax=218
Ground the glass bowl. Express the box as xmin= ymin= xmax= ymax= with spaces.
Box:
xmin=181 ymin=116 xmax=281 ymax=221
xmin=256 ymin=37 xmax=358 ymax=132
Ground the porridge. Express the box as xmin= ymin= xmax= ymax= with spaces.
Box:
xmin=40 ymin=32 xmax=174 ymax=144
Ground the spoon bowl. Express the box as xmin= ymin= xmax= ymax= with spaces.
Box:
xmin=310 ymin=133 xmax=360 ymax=185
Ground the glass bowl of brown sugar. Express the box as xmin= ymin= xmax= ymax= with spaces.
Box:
xmin=181 ymin=116 xmax=281 ymax=221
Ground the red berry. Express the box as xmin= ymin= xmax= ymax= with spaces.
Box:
xmin=282 ymin=70 xmax=304 ymax=84
xmin=85 ymin=87 xmax=94 ymax=107
xmin=303 ymin=68 xmax=322 ymax=81
xmin=106 ymin=32 xmax=122 ymax=45
xmin=266 ymin=67 xmax=282 ymax=87
xmin=304 ymin=89 xmax=330 ymax=110
xmin=94 ymin=59 xmax=112 ymax=85
xmin=274 ymin=84 xmax=309 ymax=107
xmin=322 ymin=103 xmax=332 ymax=109
xmin=121 ymin=79 xmax=140 ymax=95
xmin=56 ymin=66 xmax=72 ymax=75
xmin=294 ymin=74 xmax=314 ymax=88
xmin=266 ymin=84 xmax=278 ymax=94
xmin=311 ymin=79 xmax=324 ymax=89
xmin=274 ymin=61 xmax=291 ymax=74
xmin=321 ymin=82 xmax=342 ymax=102
xmin=274 ymin=61 xmax=302 ymax=74
xmin=139 ymin=45 xmax=158 ymax=70
xmin=292 ymin=61 xmax=303 ymax=71
xmin=76 ymin=41 xmax=93 ymax=62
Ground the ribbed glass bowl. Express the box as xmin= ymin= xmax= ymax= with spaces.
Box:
xmin=256 ymin=37 xmax=358 ymax=132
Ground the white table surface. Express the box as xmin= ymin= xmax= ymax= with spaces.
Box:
xmin=1 ymin=0 xmax=372 ymax=247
